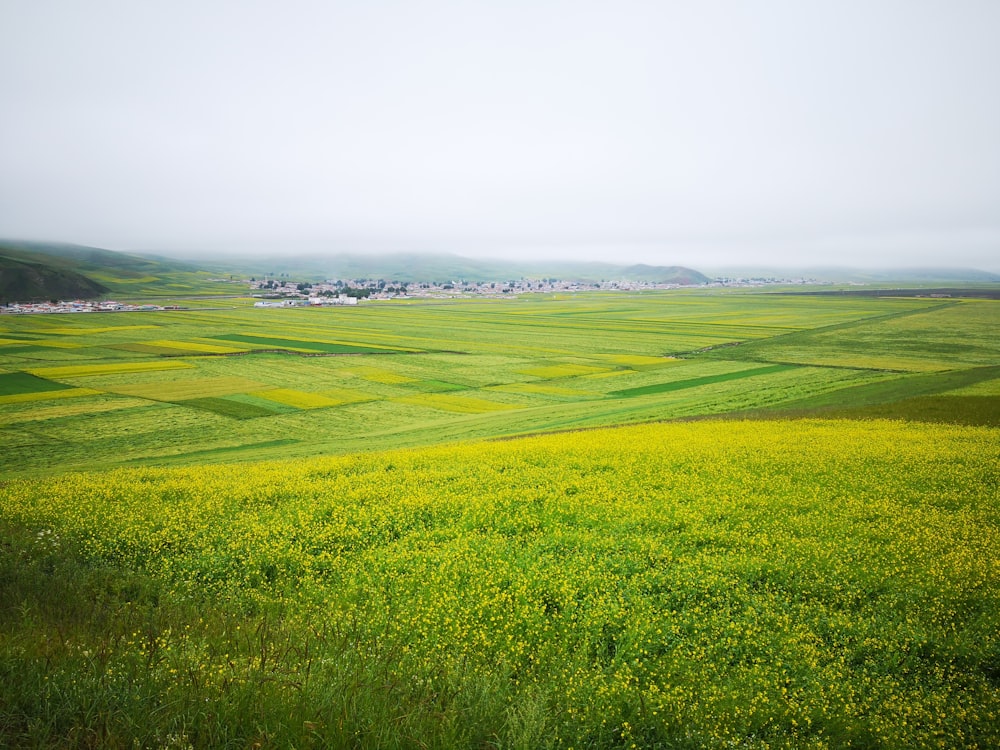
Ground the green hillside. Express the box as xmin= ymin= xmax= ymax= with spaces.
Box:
xmin=0 ymin=254 xmax=109 ymax=303
xmin=0 ymin=240 xmax=247 ymax=299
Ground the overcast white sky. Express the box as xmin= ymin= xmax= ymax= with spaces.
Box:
xmin=2 ymin=1 xmax=999 ymax=270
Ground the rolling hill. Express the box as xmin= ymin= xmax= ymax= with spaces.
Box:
xmin=0 ymin=240 xmax=243 ymax=300
xmin=0 ymin=253 xmax=109 ymax=303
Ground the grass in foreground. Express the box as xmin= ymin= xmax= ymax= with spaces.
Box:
xmin=2 ymin=419 xmax=998 ymax=748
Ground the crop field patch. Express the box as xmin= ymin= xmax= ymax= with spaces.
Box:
xmin=0 ymin=396 xmax=153 ymax=426
xmin=23 ymin=339 xmax=83 ymax=349
xmin=521 ymin=363 xmax=610 ymax=378
xmin=145 ymin=339 xmax=249 ymax=354
xmin=211 ymin=333 xmax=411 ymax=354
xmin=821 ymin=394 xmax=1000 ymax=427
xmin=351 ymin=367 xmax=417 ymax=384
xmin=580 ymin=369 xmax=632 ymax=380
xmin=106 ymin=376 xmax=273 ymax=401
xmin=39 ymin=325 xmax=160 ymax=335
xmin=407 ymin=379 xmax=466 ymax=392
xmin=611 ymin=363 xmax=799 ymax=398
xmin=0 ymin=387 xmax=101 ymax=405
xmin=947 ymin=376 xmax=1000 ymax=396
xmin=0 ymin=372 xmax=74 ymax=396
xmin=176 ymin=397 xmax=284 ymax=419
xmin=394 ymin=393 xmax=523 ymax=413
xmin=488 ymin=382 xmax=602 ymax=398
xmin=27 ymin=360 xmax=195 ymax=379
xmin=600 ymin=354 xmax=678 ymax=368
xmin=249 ymin=388 xmax=343 ymax=409
xmin=111 ymin=343 xmax=204 ymax=355
xmin=316 ymin=387 xmax=380 ymax=405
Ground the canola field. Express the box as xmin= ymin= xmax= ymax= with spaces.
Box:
xmin=1 ymin=419 xmax=998 ymax=748
xmin=1 ymin=291 xmax=999 ymax=748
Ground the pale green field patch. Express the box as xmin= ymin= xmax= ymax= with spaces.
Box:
xmin=40 ymin=325 xmax=159 ymax=335
xmin=25 ymin=340 xmax=83 ymax=349
xmin=317 ymin=387 xmax=380 ymax=405
xmin=28 ymin=361 xmax=194 ymax=379
xmin=601 ymin=354 xmax=679 ymax=367
xmin=487 ymin=383 xmax=601 ymax=398
xmin=0 ymin=388 xmax=102 ymax=404
xmin=0 ymin=396 xmax=152 ymax=425
xmin=108 ymin=376 xmax=272 ymax=400
xmin=521 ymin=363 xmax=609 ymax=378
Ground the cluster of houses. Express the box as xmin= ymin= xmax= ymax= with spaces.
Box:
xmin=253 ymin=295 xmax=358 ymax=308
xmin=249 ymin=275 xmax=822 ymax=304
xmin=1 ymin=300 xmax=172 ymax=314
xmin=249 ymin=276 xmax=709 ymax=302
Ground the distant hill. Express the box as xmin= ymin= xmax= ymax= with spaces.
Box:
xmin=706 ymin=265 xmax=1000 ymax=284
xmin=201 ymin=252 xmax=711 ymax=285
xmin=0 ymin=240 xmax=244 ymax=300
xmin=0 ymin=253 xmax=109 ymax=303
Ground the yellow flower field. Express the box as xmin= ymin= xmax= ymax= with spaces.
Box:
xmin=2 ymin=418 xmax=997 ymax=748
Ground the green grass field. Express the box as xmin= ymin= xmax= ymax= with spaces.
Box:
xmin=1 ymin=290 xmax=998 ymax=748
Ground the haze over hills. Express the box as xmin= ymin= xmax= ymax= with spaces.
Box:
xmin=707 ymin=265 xmax=1000 ymax=284
xmin=0 ymin=241 xmax=713 ymax=301
xmin=3 ymin=239 xmax=1000 ymax=303
xmin=196 ymin=252 xmax=712 ymax=285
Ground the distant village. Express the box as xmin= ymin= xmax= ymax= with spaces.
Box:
xmin=249 ymin=274 xmax=820 ymax=302
xmin=0 ymin=300 xmax=183 ymax=315
xmin=2 ymin=274 xmax=820 ymax=314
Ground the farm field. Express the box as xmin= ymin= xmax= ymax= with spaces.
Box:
xmin=1 ymin=290 xmax=999 ymax=748
xmin=2 ymin=292 xmax=998 ymax=476
xmin=2 ymin=419 xmax=998 ymax=748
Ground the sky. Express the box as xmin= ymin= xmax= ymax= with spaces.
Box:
xmin=2 ymin=0 xmax=999 ymax=271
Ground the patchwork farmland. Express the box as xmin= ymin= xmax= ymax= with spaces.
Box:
xmin=4 ymin=292 xmax=995 ymax=476
xmin=1 ymin=290 xmax=999 ymax=748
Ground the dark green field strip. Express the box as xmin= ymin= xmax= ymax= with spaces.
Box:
xmin=224 ymin=393 xmax=301 ymax=414
xmin=698 ymin=301 xmax=960 ymax=360
xmin=0 ymin=345 xmax=49 ymax=354
xmin=0 ymin=372 xmax=73 ymax=395
xmin=821 ymin=395 xmax=1000 ymax=427
xmin=751 ymin=364 xmax=1000 ymax=414
xmin=406 ymin=379 xmax=467 ymax=393
xmin=211 ymin=334 xmax=405 ymax=354
xmin=173 ymin=397 xmax=285 ymax=419
xmin=610 ymin=364 xmax=798 ymax=398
